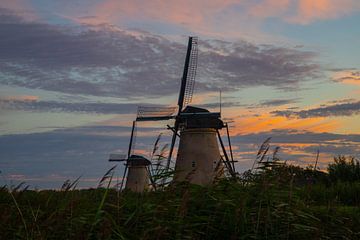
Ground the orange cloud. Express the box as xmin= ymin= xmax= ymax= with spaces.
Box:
xmin=332 ymin=70 xmax=360 ymax=86
xmin=306 ymin=120 xmax=340 ymax=132
xmin=230 ymin=113 xmax=339 ymax=135
xmin=1 ymin=95 xmax=39 ymax=102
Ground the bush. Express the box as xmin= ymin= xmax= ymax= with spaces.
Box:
xmin=328 ymin=156 xmax=360 ymax=182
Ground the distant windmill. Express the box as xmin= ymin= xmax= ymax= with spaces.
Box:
xmin=109 ymin=121 xmax=152 ymax=192
xmin=135 ymin=37 xmax=236 ymax=185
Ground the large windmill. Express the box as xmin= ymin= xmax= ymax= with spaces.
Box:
xmin=135 ymin=36 xmax=236 ymax=185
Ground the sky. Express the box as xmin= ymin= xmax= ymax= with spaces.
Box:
xmin=0 ymin=0 xmax=360 ymax=189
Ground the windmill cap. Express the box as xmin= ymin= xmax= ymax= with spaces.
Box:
xmin=127 ymin=155 xmax=152 ymax=166
xmin=183 ymin=106 xmax=209 ymax=113
xmin=179 ymin=106 xmax=224 ymax=129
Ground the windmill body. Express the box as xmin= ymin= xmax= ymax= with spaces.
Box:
xmin=109 ymin=154 xmax=152 ymax=193
xmin=174 ymin=106 xmax=225 ymax=185
xmin=109 ymin=122 xmax=152 ymax=193
xmin=124 ymin=155 xmax=151 ymax=192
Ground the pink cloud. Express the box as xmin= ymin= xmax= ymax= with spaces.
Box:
xmin=94 ymin=0 xmax=240 ymax=29
xmin=247 ymin=0 xmax=360 ymax=24
xmin=249 ymin=0 xmax=291 ymax=18
xmin=0 ymin=0 xmax=29 ymax=11
xmin=288 ymin=0 xmax=360 ymax=24
xmin=91 ymin=0 xmax=360 ymax=35
xmin=0 ymin=0 xmax=37 ymax=21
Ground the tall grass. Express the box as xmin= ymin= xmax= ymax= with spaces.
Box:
xmin=1 ymin=143 xmax=360 ymax=239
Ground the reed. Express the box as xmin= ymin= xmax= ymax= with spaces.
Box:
xmin=1 ymin=149 xmax=360 ymax=239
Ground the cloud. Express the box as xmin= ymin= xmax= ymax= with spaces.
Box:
xmin=207 ymin=98 xmax=299 ymax=112
xmin=332 ymin=70 xmax=360 ymax=85
xmin=0 ymin=8 xmax=321 ymax=98
xmin=287 ymin=0 xmax=360 ymax=25
xmin=248 ymin=0 xmax=358 ymax=25
xmin=92 ymin=0 xmax=360 ymax=33
xmin=232 ymin=128 xmax=360 ymax=168
xmin=235 ymin=128 xmax=360 ymax=144
xmin=0 ymin=95 xmax=39 ymax=101
xmin=195 ymin=101 xmax=246 ymax=109
xmin=252 ymin=98 xmax=299 ymax=108
xmin=93 ymin=0 xmax=240 ymax=30
xmin=198 ymin=39 xmax=320 ymax=91
xmin=228 ymin=111 xmax=339 ymax=135
xmin=0 ymin=1 xmax=36 ymax=21
xmin=0 ymin=96 xmax=142 ymax=114
xmin=0 ymin=125 xmax=170 ymax=188
xmin=271 ymin=100 xmax=360 ymax=118
xmin=2 ymin=126 xmax=360 ymax=188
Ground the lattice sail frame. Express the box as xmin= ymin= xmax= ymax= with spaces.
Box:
xmin=137 ymin=106 xmax=176 ymax=118
xmin=183 ymin=37 xmax=198 ymax=106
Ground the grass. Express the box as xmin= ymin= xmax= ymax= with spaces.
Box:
xmin=1 ymin=140 xmax=360 ymax=239
xmin=1 ymin=168 xmax=360 ymax=239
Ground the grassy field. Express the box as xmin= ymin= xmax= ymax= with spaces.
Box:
xmin=1 ymin=155 xmax=360 ymax=239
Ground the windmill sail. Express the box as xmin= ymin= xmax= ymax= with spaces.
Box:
xmin=183 ymin=37 xmax=198 ymax=106
xmin=136 ymin=106 xmax=176 ymax=121
xmin=129 ymin=121 xmax=137 ymax=157
xmin=177 ymin=37 xmax=198 ymax=112
xmin=108 ymin=153 xmax=127 ymax=161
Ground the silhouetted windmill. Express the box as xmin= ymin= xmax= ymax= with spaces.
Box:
xmin=136 ymin=37 xmax=236 ymax=185
xmin=109 ymin=121 xmax=152 ymax=192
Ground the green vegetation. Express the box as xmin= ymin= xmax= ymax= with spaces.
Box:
xmin=1 ymin=155 xmax=360 ymax=239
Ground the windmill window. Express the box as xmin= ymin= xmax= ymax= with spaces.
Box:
xmin=192 ymin=161 xmax=196 ymax=167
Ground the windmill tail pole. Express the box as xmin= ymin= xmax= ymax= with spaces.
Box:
xmin=166 ymin=123 xmax=178 ymax=171
xmin=119 ymin=164 xmax=128 ymax=191
xmin=119 ymin=120 xmax=136 ymax=191
xmin=225 ymin=123 xmax=235 ymax=171
xmin=314 ymin=149 xmax=320 ymax=171
xmin=216 ymin=130 xmax=236 ymax=178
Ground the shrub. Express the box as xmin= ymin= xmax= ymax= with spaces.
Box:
xmin=328 ymin=156 xmax=360 ymax=182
